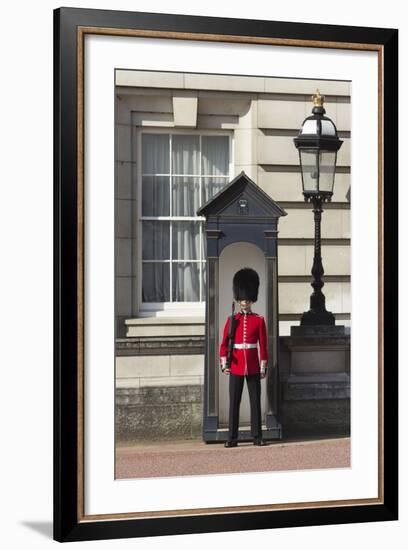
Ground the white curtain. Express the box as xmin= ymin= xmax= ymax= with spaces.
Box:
xmin=142 ymin=134 xmax=171 ymax=302
xmin=141 ymin=134 xmax=229 ymax=303
xmin=171 ymin=135 xmax=200 ymax=301
xmin=201 ymin=136 xmax=229 ymax=204
xmin=172 ymin=221 xmax=200 ymax=302
xmin=142 ymin=134 xmax=169 ymax=216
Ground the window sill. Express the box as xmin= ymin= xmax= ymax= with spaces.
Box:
xmin=125 ymin=316 xmax=204 ymax=335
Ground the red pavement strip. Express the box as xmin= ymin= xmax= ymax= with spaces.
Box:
xmin=115 ymin=437 xmax=350 ymax=480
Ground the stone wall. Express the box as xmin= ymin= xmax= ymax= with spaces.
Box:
xmin=115 ymin=349 xmax=204 ymax=442
xmin=280 ymin=398 xmax=350 ymax=438
xmin=116 ymin=385 xmax=203 ymax=442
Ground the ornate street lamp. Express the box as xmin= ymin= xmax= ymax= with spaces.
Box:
xmin=293 ymin=90 xmax=343 ymax=326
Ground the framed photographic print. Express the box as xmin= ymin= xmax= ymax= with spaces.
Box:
xmin=53 ymin=7 xmax=398 ymax=542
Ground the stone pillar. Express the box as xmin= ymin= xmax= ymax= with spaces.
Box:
xmin=202 ymin=248 xmax=221 ymax=436
xmin=264 ymin=228 xmax=282 ymax=436
xmin=265 ymin=257 xmax=278 ymax=418
xmin=206 ymin=256 xmax=219 ymax=419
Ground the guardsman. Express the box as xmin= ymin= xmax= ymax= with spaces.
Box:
xmin=219 ymin=267 xmax=268 ymax=447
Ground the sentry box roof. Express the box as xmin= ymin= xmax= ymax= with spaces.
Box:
xmin=196 ymin=171 xmax=287 ymax=220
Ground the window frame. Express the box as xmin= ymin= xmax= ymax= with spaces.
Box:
xmin=136 ymin=127 xmax=233 ymax=316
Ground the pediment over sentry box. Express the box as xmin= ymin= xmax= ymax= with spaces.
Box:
xmin=196 ymin=171 xmax=287 ymax=220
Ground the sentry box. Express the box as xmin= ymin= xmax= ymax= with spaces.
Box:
xmin=197 ymin=172 xmax=287 ymax=442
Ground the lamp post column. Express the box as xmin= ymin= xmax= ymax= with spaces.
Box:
xmin=301 ymin=196 xmax=335 ymax=326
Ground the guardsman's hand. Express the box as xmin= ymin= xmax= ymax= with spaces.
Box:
xmin=224 ymin=368 xmax=231 ymax=375
xmin=260 ymin=370 xmax=266 ymax=379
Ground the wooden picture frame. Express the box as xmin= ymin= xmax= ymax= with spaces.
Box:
xmin=54 ymin=7 xmax=398 ymax=542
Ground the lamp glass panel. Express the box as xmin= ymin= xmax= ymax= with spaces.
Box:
xmin=299 ymin=149 xmax=319 ymax=193
xmin=300 ymin=119 xmax=318 ymax=135
xmin=321 ymin=119 xmax=336 ymax=136
xmin=318 ymin=150 xmax=337 ymax=193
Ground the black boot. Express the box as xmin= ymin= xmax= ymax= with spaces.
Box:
xmin=224 ymin=440 xmax=238 ymax=448
xmin=253 ymin=438 xmax=267 ymax=446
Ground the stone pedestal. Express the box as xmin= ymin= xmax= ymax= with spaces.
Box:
xmin=279 ymin=327 xmax=350 ymax=437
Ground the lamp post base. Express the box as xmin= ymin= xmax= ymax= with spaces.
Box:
xmin=300 ymin=308 xmax=336 ymax=326
xmin=291 ymin=324 xmax=347 ymax=337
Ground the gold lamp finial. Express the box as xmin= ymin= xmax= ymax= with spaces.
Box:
xmin=312 ymin=89 xmax=325 ymax=107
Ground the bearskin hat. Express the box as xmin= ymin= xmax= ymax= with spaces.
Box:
xmin=233 ymin=267 xmax=260 ymax=302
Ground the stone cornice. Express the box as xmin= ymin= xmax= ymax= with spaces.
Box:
xmin=116 ymin=335 xmax=205 ymax=356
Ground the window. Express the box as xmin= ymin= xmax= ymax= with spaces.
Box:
xmin=140 ymin=132 xmax=230 ymax=307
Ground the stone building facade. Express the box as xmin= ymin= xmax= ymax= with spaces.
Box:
xmin=115 ymin=70 xmax=350 ymax=442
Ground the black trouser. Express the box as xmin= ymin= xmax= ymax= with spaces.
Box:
xmin=228 ymin=372 xmax=262 ymax=441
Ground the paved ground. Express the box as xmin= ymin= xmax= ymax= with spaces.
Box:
xmin=115 ymin=436 xmax=350 ymax=479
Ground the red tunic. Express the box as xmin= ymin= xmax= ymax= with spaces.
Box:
xmin=219 ymin=310 xmax=268 ymax=376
